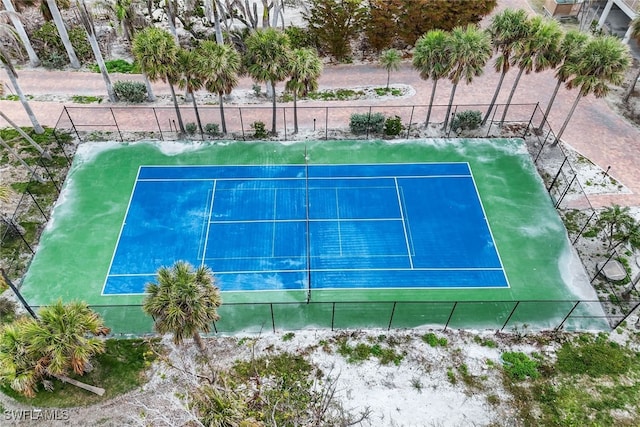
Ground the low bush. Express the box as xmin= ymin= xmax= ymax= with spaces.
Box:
xmin=251 ymin=121 xmax=268 ymax=138
xmin=113 ymin=81 xmax=147 ymax=103
xmin=91 ymin=59 xmax=140 ymax=74
xmin=349 ymin=112 xmax=385 ymax=134
xmin=204 ymin=123 xmax=220 ymax=136
xmin=501 ymin=352 xmax=540 ymax=380
xmin=384 ymin=115 xmax=403 ymax=136
xmin=450 ymin=110 xmax=482 ymax=132
xmin=185 ymin=122 xmax=198 ymax=135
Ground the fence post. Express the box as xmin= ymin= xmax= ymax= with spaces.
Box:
xmin=366 ymin=106 xmax=372 ymax=140
xmin=331 ymin=302 xmax=336 ymax=331
xmin=110 ymin=107 xmax=123 ymax=142
xmin=152 ymin=108 xmax=164 ymax=141
xmin=612 ymin=300 xmax=640 ymax=329
xmin=523 ymin=103 xmax=537 ymax=138
xmin=239 ymin=108 xmax=245 ymax=140
xmin=270 ymin=303 xmax=276 ymax=333
xmin=444 ymin=302 xmax=458 ymax=331
xmin=555 ymin=174 xmax=576 ymax=208
xmin=573 ymin=211 xmax=596 ymax=245
xmin=26 ymin=189 xmax=47 ymax=220
xmin=500 ymin=301 xmax=520 ymax=331
xmin=406 ymin=106 xmax=414 ymax=139
xmin=547 ymin=157 xmax=568 ymax=192
xmin=1 ymin=268 xmax=37 ymax=319
xmin=388 ymin=302 xmax=397 ymax=330
xmin=555 ymin=301 xmax=580 ymax=331
xmin=65 ymin=107 xmax=81 ymax=142
xmin=283 ymin=107 xmax=287 ymax=141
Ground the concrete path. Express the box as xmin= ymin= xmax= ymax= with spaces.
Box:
xmin=0 ymin=0 xmax=638 ymax=208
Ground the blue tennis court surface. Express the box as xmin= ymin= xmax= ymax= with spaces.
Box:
xmin=102 ymin=163 xmax=509 ymax=295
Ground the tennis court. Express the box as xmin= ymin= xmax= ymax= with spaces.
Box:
xmin=104 ymin=163 xmax=507 ymax=295
xmin=20 ymin=139 xmax=606 ymax=333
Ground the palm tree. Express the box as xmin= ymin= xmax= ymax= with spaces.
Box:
xmin=379 ymin=48 xmax=401 ymax=89
xmin=45 ymin=0 xmax=81 ymax=68
xmin=623 ymin=17 xmax=640 ymax=103
xmin=132 ymin=27 xmax=185 ymax=133
xmin=197 ymin=41 xmax=240 ymax=134
xmin=412 ymin=29 xmax=453 ymax=126
xmin=286 ymin=47 xmax=322 ymax=134
xmin=596 ymin=205 xmax=635 ymax=250
xmin=23 ymin=300 xmax=109 ymax=377
xmin=538 ymin=29 xmax=589 ymax=130
xmin=0 ymin=320 xmax=39 ymax=397
xmin=77 ymin=0 xmax=117 ymax=102
xmin=143 ymin=261 xmax=222 ymax=352
xmin=500 ymin=16 xmax=562 ymax=124
xmin=483 ymin=8 xmax=530 ymax=125
xmin=0 ymin=47 xmax=44 ymax=133
xmin=1 ymin=0 xmax=39 ymax=66
xmin=443 ymin=24 xmax=491 ymax=131
xmin=244 ymin=28 xmax=292 ymax=134
xmin=177 ymin=48 xmax=205 ymax=135
xmin=555 ymin=35 xmax=630 ymax=144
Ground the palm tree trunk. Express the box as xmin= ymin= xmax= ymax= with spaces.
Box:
xmin=443 ymin=83 xmax=458 ymax=131
xmin=168 ymin=83 xmax=185 ymax=133
xmin=53 ymin=374 xmax=105 ymax=396
xmin=386 ymin=70 xmax=390 ymax=89
xmin=426 ymin=79 xmax=439 ymax=125
xmin=212 ymin=0 xmax=224 ymax=44
xmin=623 ymin=66 xmax=640 ymax=103
xmin=78 ymin=1 xmax=117 ymax=102
xmin=500 ymin=67 xmax=524 ymax=125
xmin=271 ymin=81 xmax=277 ymax=134
xmin=538 ymin=79 xmax=562 ymax=131
xmin=192 ymin=332 xmax=206 ymax=352
xmin=0 ymin=111 xmax=50 ymax=159
xmin=482 ymin=70 xmax=507 ymax=125
xmin=46 ymin=0 xmax=81 ymax=69
xmin=4 ymin=64 xmax=44 ymax=134
xmin=190 ymin=90 xmax=204 ymax=135
xmin=293 ymin=90 xmax=298 ymax=133
xmin=553 ymin=91 xmax=582 ymax=146
xmin=2 ymin=0 xmax=40 ymax=67
xmin=166 ymin=0 xmax=179 ymax=42
xmin=218 ymin=93 xmax=227 ymax=134
xmin=143 ymin=73 xmax=156 ymax=102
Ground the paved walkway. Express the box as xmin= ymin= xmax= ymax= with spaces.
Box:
xmin=0 ymin=0 xmax=639 ymax=208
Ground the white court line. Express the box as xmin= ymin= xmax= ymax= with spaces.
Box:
xmin=399 ymin=186 xmax=416 ymax=256
xmin=137 ymin=175 xmax=472 ymax=183
xmin=272 ymin=188 xmax=277 ymax=257
xmin=200 ymin=180 xmax=217 ymax=267
xmin=100 ymin=166 xmax=143 ymax=296
xmin=209 ymin=218 xmax=404 ymax=224
xmin=197 ymin=186 xmax=214 ymax=261
xmin=395 ymin=178 xmax=414 ymax=269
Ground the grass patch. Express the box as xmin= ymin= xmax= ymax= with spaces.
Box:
xmin=556 ymin=333 xmax=635 ymax=377
xmin=0 ymin=339 xmax=159 ymax=407
xmin=336 ymin=338 xmax=404 ymax=365
xmin=306 ymin=88 xmax=364 ymax=101
xmin=90 ymin=59 xmax=140 ymax=74
xmin=501 ymin=352 xmax=540 ymax=380
xmin=421 ymin=332 xmax=448 ymax=347
xmin=71 ymin=95 xmax=103 ymax=104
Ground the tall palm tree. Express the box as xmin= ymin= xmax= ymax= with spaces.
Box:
xmin=623 ymin=17 xmax=640 ymax=103
xmin=500 ymin=16 xmax=562 ymax=124
xmin=23 ymin=300 xmax=109 ymax=377
xmin=538 ymin=29 xmax=589 ymax=130
xmin=143 ymin=261 xmax=221 ymax=352
xmin=286 ymin=47 xmax=322 ymax=134
xmin=555 ymin=35 xmax=630 ymax=144
xmin=132 ymin=27 xmax=185 ymax=133
xmin=197 ymin=41 xmax=240 ymax=134
xmin=412 ymin=29 xmax=453 ymax=125
xmin=45 ymin=0 xmax=81 ymax=68
xmin=177 ymin=48 xmax=205 ymax=134
xmin=1 ymin=0 xmax=39 ymax=66
xmin=77 ymin=0 xmax=117 ymax=102
xmin=244 ymin=28 xmax=292 ymax=134
xmin=483 ymin=8 xmax=530 ymax=124
xmin=443 ymin=24 xmax=491 ymax=131
xmin=0 ymin=47 xmax=44 ymax=133
xmin=379 ymin=48 xmax=401 ymax=89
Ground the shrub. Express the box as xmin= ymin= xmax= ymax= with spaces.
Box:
xmin=41 ymin=52 xmax=68 ymax=70
xmin=185 ymin=122 xmax=198 ymax=135
xmin=349 ymin=112 xmax=386 ymax=134
xmin=251 ymin=121 xmax=268 ymax=138
xmin=32 ymin=22 xmax=93 ymax=68
xmin=285 ymin=26 xmax=315 ymax=49
xmin=384 ymin=115 xmax=403 ymax=136
xmin=501 ymin=352 xmax=540 ymax=380
xmin=450 ymin=110 xmax=482 ymax=132
xmin=204 ymin=123 xmax=220 ymax=137
xmin=114 ymin=81 xmax=147 ymax=103
xmin=91 ymin=59 xmax=140 ymax=74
